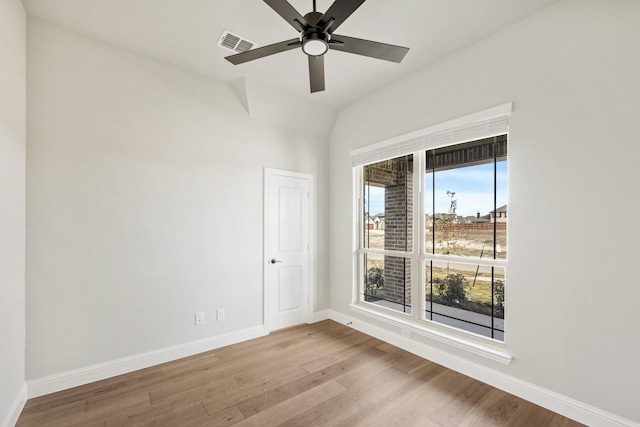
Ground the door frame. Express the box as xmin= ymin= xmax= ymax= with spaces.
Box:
xmin=263 ymin=168 xmax=314 ymax=332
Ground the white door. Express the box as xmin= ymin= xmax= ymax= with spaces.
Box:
xmin=264 ymin=169 xmax=311 ymax=331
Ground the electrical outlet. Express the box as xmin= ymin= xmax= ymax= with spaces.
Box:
xmin=195 ymin=312 xmax=204 ymax=325
xmin=217 ymin=308 xmax=225 ymax=321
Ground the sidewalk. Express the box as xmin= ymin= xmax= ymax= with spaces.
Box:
xmin=372 ymin=299 xmax=504 ymax=341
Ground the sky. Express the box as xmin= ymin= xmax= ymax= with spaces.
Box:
xmin=365 ymin=161 xmax=507 ymax=217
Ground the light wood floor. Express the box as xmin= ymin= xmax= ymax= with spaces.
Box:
xmin=16 ymin=320 xmax=584 ymax=427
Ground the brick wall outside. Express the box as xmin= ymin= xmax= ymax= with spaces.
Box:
xmin=384 ymin=165 xmax=412 ymax=306
xmin=365 ymin=156 xmax=413 ymax=308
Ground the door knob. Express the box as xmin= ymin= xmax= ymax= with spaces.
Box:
xmin=270 ymin=259 xmax=283 ymax=264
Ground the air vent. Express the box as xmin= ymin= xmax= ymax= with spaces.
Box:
xmin=217 ymin=30 xmax=257 ymax=53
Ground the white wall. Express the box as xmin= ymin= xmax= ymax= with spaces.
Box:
xmin=329 ymin=0 xmax=640 ymax=424
xmin=26 ymin=19 xmax=330 ymax=381
xmin=0 ymin=0 xmax=26 ymax=425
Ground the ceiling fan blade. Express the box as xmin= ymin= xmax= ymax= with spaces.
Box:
xmin=263 ymin=0 xmax=310 ymax=32
xmin=308 ymin=55 xmax=325 ymax=93
xmin=226 ymin=38 xmax=301 ymax=65
xmin=317 ymin=0 xmax=366 ymax=34
xmin=329 ymin=34 xmax=409 ymax=63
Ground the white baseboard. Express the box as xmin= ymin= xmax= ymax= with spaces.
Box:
xmin=328 ymin=309 xmax=638 ymax=427
xmin=310 ymin=309 xmax=330 ymax=323
xmin=2 ymin=383 xmax=27 ymax=427
xmin=27 ymin=325 xmax=267 ymax=399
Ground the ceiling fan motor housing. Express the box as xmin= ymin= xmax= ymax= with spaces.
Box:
xmin=301 ymin=11 xmax=328 ymax=56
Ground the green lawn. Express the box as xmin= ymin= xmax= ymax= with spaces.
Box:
xmin=467 ymin=280 xmax=493 ymax=305
xmin=365 ymin=260 xmax=504 ymax=307
xmin=428 ymin=266 xmax=503 ymax=305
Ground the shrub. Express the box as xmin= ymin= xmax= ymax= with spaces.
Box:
xmin=494 ymin=279 xmax=505 ymax=318
xmin=433 ymin=273 xmax=468 ymax=304
xmin=365 ymin=265 xmax=384 ymax=296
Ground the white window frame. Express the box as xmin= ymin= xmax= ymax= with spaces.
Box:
xmin=351 ymin=103 xmax=513 ymax=364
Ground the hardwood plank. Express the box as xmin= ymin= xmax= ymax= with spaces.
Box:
xmin=428 ymin=376 xmax=493 ymax=426
xmin=393 ymin=350 xmax=435 ymax=375
xmin=20 ymin=367 xmax=162 ymax=415
xmin=157 ymin=351 xmax=219 ymax=374
xmin=212 ymin=321 xmax=336 ymax=362
xmin=330 ymin=348 xmax=406 ymax=389
xmin=233 ymin=380 xmax=346 ymax=427
xmin=148 ymin=375 xmax=238 ymax=405
xmin=337 ymin=364 xmax=453 ymax=426
xmin=342 ymin=364 xmax=451 ymax=426
xmin=201 ymin=405 xmax=246 ymax=427
xmin=503 ymin=399 xmax=562 ymax=426
xmin=458 ymin=412 xmax=500 ymax=427
xmin=470 ymin=387 xmax=523 ymax=425
xmin=232 ymin=361 xmax=309 ymax=387
xmin=548 ymin=413 xmax=587 ymax=427
xmin=297 ymin=334 xmax=380 ymax=373
xmin=15 ymin=400 xmax=87 ymax=427
xmin=15 ymin=320 xmax=585 ymax=427
xmin=203 ymin=362 xmax=317 ymax=415
xmin=104 ymin=400 xmax=208 ymax=427
xmin=279 ymin=365 xmax=418 ymax=426
xmin=414 ymin=417 xmax=448 ymax=427
xmin=84 ymin=390 xmax=151 ymax=416
xmin=236 ymin=343 xmax=385 ymax=417
xmin=200 ymin=364 xmax=311 ymax=416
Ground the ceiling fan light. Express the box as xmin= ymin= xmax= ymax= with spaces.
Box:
xmin=303 ymin=39 xmax=328 ymax=56
xmin=302 ymin=32 xmax=328 ymax=56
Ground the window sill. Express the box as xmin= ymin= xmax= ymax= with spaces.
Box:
xmin=349 ymin=303 xmax=512 ymax=365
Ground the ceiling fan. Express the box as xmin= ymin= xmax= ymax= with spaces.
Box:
xmin=225 ymin=0 xmax=410 ymax=93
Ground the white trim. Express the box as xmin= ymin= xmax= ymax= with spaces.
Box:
xmin=350 ymin=102 xmax=512 ymax=159
xmin=306 ymin=173 xmax=316 ymax=325
xmin=310 ymin=309 xmax=330 ymax=323
xmin=350 ymin=303 xmax=510 ymax=364
xmin=351 ymin=114 xmax=508 ymax=166
xmin=420 ymin=252 xmax=508 ymax=268
xmin=2 ymin=383 xmax=27 ymax=427
xmin=27 ymin=325 xmax=266 ymax=398
xmin=328 ymin=310 xmax=638 ymax=427
xmin=263 ymin=169 xmax=270 ymax=332
xmin=352 ymin=167 xmax=362 ymax=306
xmin=263 ymin=168 xmax=314 ymax=331
xmin=359 ymin=248 xmax=413 ymax=258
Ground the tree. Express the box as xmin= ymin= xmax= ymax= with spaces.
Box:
xmin=435 ymin=190 xmax=467 ymax=255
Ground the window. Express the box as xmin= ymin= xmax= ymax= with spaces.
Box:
xmin=354 ymin=105 xmax=510 ymax=344
xmin=424 ymin=136 xmax=507 ymax=340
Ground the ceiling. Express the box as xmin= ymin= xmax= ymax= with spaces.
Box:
xmin=21 ymin=0 xmax=562 ymax=110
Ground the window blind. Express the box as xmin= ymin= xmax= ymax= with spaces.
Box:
xmin=351 ymin=103 xmax=511 ymax=167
